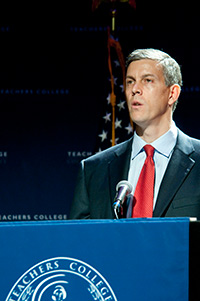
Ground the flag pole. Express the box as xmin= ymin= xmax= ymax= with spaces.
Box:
xmin=110 ymin=7 xmax=117 ymax=146
xmin=107 ymin=27 xmax=116 ymax=147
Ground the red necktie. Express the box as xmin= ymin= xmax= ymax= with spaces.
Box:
xmin=132 ymin=145 xmax=155 ymax=218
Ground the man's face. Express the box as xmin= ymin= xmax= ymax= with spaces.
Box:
xmin=125 ymin=59 xmax=172 ymax=131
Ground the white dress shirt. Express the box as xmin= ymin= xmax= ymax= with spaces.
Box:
xmin=128 ymin=122 xmax=178 ymax=209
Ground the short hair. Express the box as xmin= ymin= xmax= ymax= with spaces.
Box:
xmin=126 ymin=48 xmax=182 ymax=112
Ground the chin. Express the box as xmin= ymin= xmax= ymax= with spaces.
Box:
xmin=131 ymin=115 xmax=146 ymax=125
xmin=133 ymin=119 xmax=148 ymax=130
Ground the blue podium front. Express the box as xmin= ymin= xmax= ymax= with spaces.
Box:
xmin=1 ymin=218 xmax=189 ymax=300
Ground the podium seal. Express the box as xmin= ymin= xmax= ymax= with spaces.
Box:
xmin=6 ymin=257 xmax=117 ymax=300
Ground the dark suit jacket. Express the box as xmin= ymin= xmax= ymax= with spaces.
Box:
xmin=69 ymin=129 xmax=200 ymax=220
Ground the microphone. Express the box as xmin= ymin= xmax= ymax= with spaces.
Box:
xmin=113 ymin=180 xmax=133 ymax=211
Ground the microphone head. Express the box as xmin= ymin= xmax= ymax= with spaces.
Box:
xmin=113 ymin=180 xmax=133 ymax=212
xmin=116 ymin=180 xmax=132 ymax=194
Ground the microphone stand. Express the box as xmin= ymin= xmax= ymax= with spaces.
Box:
xmin=113 ymin=194 xmax=134 ymax=219
xmin=114 ymin=203 xmax=121 ymax=219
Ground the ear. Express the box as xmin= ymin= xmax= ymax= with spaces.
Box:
xmin=168 ymin=84 xmax=181 ymax=107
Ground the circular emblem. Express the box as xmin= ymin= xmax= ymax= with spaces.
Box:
xmin=6 ymin=257 xmax=117 ymax=300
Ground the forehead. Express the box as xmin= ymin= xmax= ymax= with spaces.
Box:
xmin=126 ymin=59 xmax=164 ymax=78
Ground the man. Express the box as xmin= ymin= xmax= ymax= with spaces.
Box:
xmin=69 ymin=48 xmax=200 ymax=219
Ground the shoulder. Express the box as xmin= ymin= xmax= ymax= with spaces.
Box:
xmin=83 ymin=137 xmax=133 ymax=166
xmin=177 ymin=128 xmax=200 ymax=155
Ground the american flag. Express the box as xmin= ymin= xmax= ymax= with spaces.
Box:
xmin=95 ymin=28 xmax=133 ymax=153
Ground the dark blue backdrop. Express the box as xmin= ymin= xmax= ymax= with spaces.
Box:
xmin=0 ymin=1 xmax=199 ymax=220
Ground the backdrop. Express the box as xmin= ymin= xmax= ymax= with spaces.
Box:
xmin=0 ymin=1 xmax=199 ymax=221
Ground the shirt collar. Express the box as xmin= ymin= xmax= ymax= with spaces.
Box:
xmin=131 ymin=121 xmax=178 ymax=159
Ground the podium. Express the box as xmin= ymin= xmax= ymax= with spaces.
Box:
xmin=1 ymin=218 xmax=189 ymax=300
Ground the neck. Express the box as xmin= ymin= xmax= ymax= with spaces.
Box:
xmin=135 ymin=119 xmax=173 ymax=143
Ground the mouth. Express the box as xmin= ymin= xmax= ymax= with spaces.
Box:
xmin=131 ymin=100 xmax=143 ymax=108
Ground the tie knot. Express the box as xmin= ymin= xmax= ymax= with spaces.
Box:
xmin=143 ymin=144 xmax=155 ymax=158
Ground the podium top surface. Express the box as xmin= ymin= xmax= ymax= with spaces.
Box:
xmin=0 ymin=216 xmax=191 ymax=228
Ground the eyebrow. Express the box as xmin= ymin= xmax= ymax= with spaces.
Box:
xmin=126 ymin=73 xmax=157 ymax=80
xmin=142 ymin=73 xmax=157 ymax=79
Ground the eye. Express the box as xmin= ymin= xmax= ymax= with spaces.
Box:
xmin=144 ymin=78 xmax=153 ymax=83
xmin=126 ymin=79 xmax=134 ymax=85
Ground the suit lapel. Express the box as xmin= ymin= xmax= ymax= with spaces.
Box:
xmin=108 ymin=138 xmax=133 ymax=205
xmin=153 ymin=130 xmax=195 ymax=217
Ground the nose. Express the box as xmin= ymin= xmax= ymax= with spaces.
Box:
xmin=132 ymin=82 xmax=142 ymax=95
